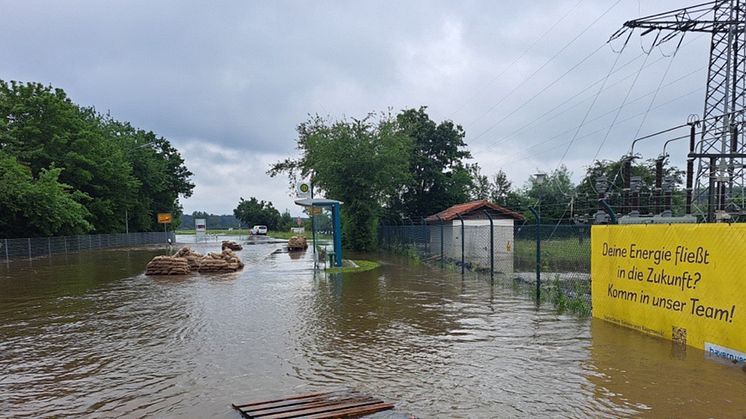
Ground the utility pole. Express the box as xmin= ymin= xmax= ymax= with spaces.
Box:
xmin=614 ymin=0 xmax=745 ymax=221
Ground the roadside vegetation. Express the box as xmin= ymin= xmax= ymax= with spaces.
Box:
xmin=0 ymin=80 xmax=193 ymax=238
xmin=233 ymin=197 xmax=295 ymax=231
xmin=269 ymin=107 xmax=482 ymax=251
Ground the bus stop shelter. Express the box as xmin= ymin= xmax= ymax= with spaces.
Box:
xmin=294 ymin=198 xmax=343 ymax=267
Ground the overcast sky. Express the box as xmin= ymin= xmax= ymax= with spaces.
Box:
xmin=0 ymin=0 xmax=711 ymax=216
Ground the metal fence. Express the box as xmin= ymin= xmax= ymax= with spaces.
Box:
xmin=379 ymin=220 xmax=592 ymax=311
xmin=1 ymin=231 xmax=175 ymax=262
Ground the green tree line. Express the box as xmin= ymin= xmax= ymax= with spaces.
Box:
xmin=0 ymin=80 xmax=194 ymax=238
xmin=270 ymin=107 xmax=684 ymax=251
xmin=233 ymin=197 xmax=294 ymax=231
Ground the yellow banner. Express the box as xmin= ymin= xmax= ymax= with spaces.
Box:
xmin=592 ymin=224 xmax=746 ymax=361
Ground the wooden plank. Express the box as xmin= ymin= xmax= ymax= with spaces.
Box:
xmin=259 ymin=399 xmax=385 ymax=419
xmin=232 ymin=390 xmax=336 ymax=409
xmin=302 ymin=402 xmax=395 ymax=419
xmin=238 ymin=392 xmax=355 ymax=413
xmin=246 ymin=396 xmax=375 ymax=417
xmin=242 ymin=394 xmax=364 ymax=413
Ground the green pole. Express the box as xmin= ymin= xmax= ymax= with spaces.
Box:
xmin=529 ymin=207 xmax=541 ymax=299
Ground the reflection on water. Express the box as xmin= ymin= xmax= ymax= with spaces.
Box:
xmin=1 ymin=246 xmax=744 ymax=417
xmin=587 ymin=318 xmax=746 ymax=416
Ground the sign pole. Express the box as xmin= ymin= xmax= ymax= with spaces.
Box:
xmin=311 ymin=179 xmax=316 ymax=256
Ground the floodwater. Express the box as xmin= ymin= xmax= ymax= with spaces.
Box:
xmin=1 ymin=243 xmax=745 ymax=418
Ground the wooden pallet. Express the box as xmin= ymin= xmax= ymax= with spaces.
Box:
xmin=232 ymin=389 xmax=395 ymax=418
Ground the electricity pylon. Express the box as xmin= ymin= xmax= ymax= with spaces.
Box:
xmin=612 ymin=1 xmax=745 ymax=221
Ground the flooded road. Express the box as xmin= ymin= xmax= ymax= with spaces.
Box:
xmin=1 ymin=243 xmax=744 ymax=417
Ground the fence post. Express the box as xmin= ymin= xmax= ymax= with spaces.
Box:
xmin=484 ymin=210 xmax=494 ymax=282
xmin=27 ymin=237 xmax=32 ymax=261
xmin=456 ymin=214 xmax=465 ymax=275
xmin=64 ymin=236 xmax=68 ymax=254
xmin=529 ymin=207 xmax=541 ymax=299
xmin=421 ymin=217 xmax=426 ymax=253
xmin=48 ymin=237 xmax=51 ymax=257
xmin=436 ymin=215 xmax=444 ymax=268
xmin=4 ymin=238 xmax=8 ymax=264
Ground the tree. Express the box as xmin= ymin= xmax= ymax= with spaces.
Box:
xmin=387 ymin=107 xmax=472 ymax=218
xmin=278 ymin=210 xmax=294 ymax=231
xmin=490 ymin=170 xmax=511 ymax=204
xmin=103 ymin=119 xmax=194 ymax=232
xmin=0 ymin=80 xmax=194 ymax=236
xmin=0 ymin=81 xmax=138 ymax=232
xmin=524 ymin=165 xmax=575 ymax=222
xmin=0 ymin=150 xmax=92 ymax=238
xmin=269 ymin=113 xmax=411 ymax=251
xmin=233 ymin=197 xmax=281 ymax=230
xmin=486 ymin=169 xmax=527 ymax=211
xmin=467 ymin=163 xmax=492 ymax=200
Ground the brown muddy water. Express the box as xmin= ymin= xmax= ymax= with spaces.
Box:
xmin=1 ymin=242 xmax=745 ymax=418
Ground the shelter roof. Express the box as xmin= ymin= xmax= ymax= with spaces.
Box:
xmin=294 ymin=198 xmax=343 ymax=207
xmin=424 ymin=199 xmax=524 ymax=222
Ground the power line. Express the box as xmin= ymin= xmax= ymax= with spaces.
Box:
xmin=465 ymin=0 xmax=624 ymax=132
xmin=469 ymin=42 xmax=608 ymax=143
xmin=488 ymin=86 xmax=703 ymax=168
xmin=490 ymin=61 xmax=705 ymax=150
xmin=558 ymin=31 xmax=631 ymax=165
xmin=482 ymin=32 xmax=706 ymax=151
xmin=592 ymin=40 xmax=652 ymax=160
xmin=630 ymin=33 xmax=685 ymax=143
xmin=449 ymin=0 xmax=586 ymax=118
xmin=482 ymin=69 xmax=706 ymax=166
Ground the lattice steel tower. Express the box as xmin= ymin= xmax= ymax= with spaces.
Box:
xmin=615 ymin=1 xmax=745 ymax=221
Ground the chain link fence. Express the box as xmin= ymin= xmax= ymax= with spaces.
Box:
xmin=379 ymin=219 xmax=592 ymax=314
xmin=514 ymin=223 xmax=591 ymax=312
xmin=1 ymin=231 xmax=175 ymax=262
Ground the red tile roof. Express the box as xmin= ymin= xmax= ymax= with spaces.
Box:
xmin=425 ymin=199 xmax=524 ymax=222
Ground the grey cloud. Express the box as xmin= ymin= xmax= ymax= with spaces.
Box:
xmin=0 ymin=0 xmax=712 ymax=213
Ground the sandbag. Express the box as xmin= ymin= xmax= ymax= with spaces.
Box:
xmin=287 ymin=236 xmax=308 ymax=251
xmin=145 ymin=247 xmax=244 ymax=275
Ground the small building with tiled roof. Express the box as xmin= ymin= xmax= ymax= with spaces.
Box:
xmin=425 ymin=200 xmax=523 ymax=274
xmin=424 ymin=199 xmax=524 ymax=223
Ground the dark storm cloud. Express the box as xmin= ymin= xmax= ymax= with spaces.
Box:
xmin=0 ymin=0 xmax=711 ymax=213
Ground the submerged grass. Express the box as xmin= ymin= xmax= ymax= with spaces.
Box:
xmin=384 ymin=243 xmax=423 ymax=264
xmin=528 ymin=275 xmax=592 ymax=317
xmin=380 ymin=240 xmax=592 ymax=317
xmin=326 ymin=259 xmax=380 ymax=274
xmin=175 ymin=229 xmax=251 ymax=235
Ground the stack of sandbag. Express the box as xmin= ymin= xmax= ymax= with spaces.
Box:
xmin=221 ymin=240 xmax=243 ymax=251
xmin=287 ymin=236 xmax=308 ymax=251
xmin=196 ymin=249 xmax=245 ymax=273
xmin=174 ymin=246 xmax=204 ymax=270
xmin=145 ymin=255 xmax=191 ymax=275
xmin=146 ymin=247 xmax=245 ymax=275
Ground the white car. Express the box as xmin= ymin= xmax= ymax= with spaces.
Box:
xmin=251 ymin=225 xmax=268 ymax=235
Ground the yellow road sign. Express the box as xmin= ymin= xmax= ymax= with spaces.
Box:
xmin=157 ymin=213 xmax=173 ymax=224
